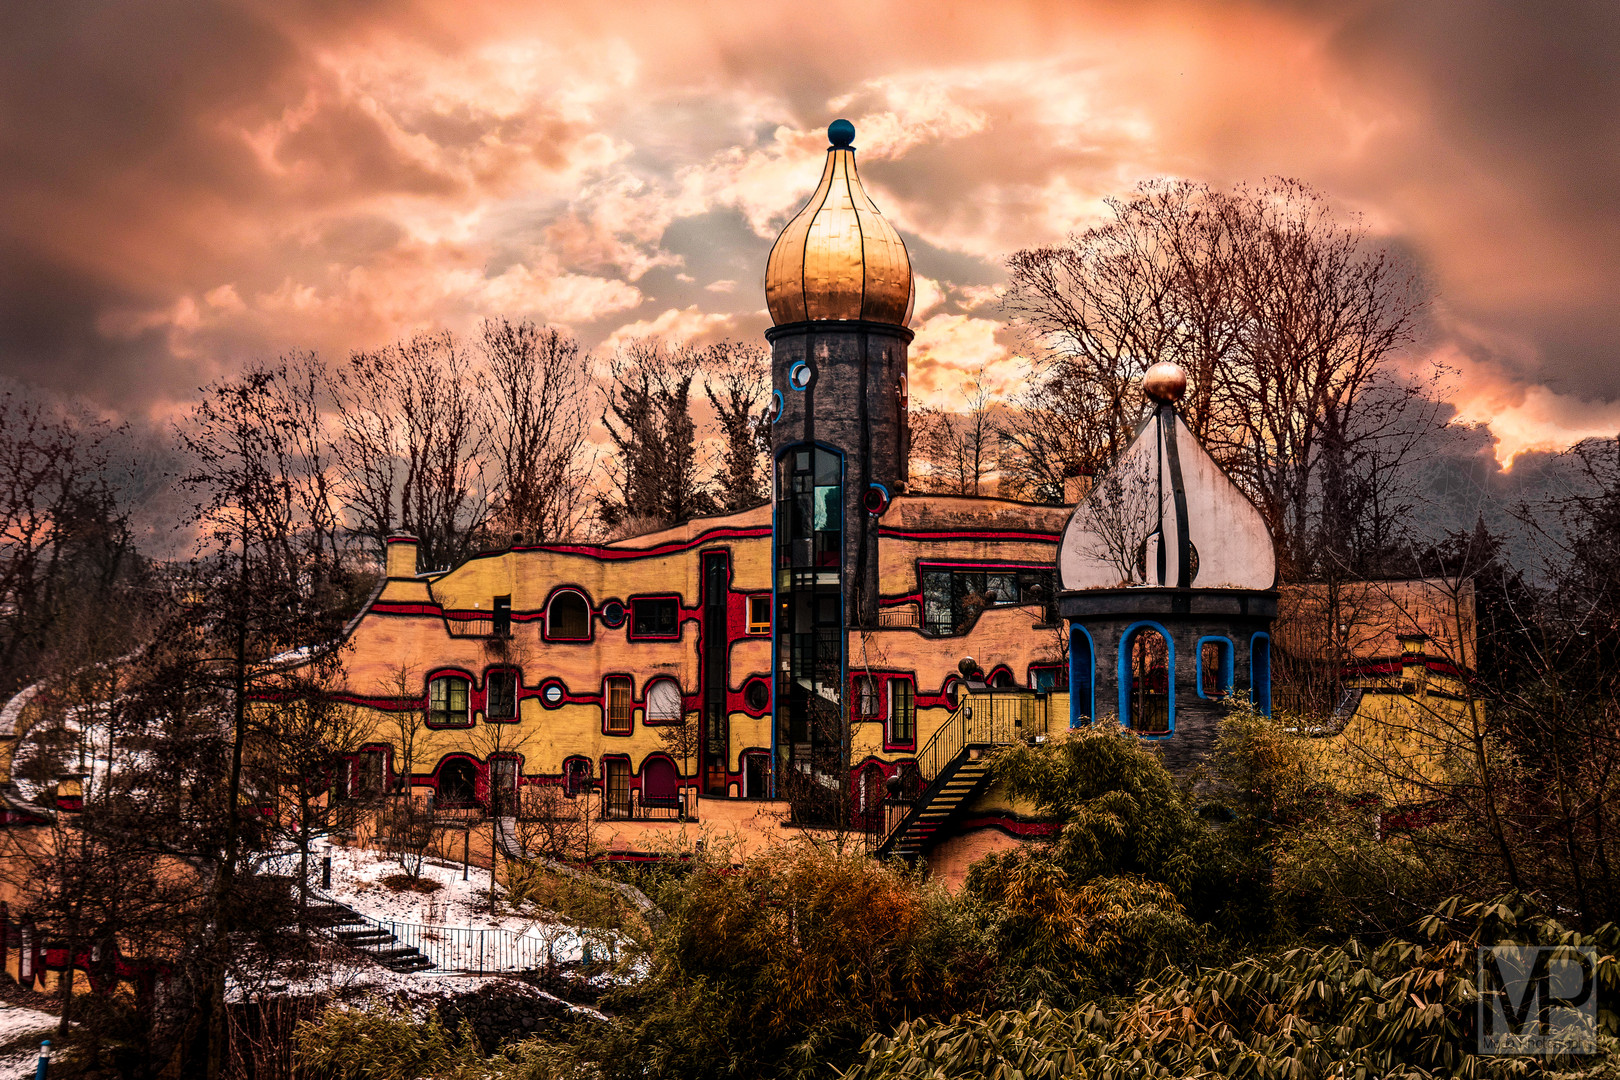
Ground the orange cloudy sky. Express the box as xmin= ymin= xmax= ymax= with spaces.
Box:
xmin=2 ymin=0 xmax=1616 ymax=466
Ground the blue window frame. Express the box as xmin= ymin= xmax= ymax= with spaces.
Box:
xmin=1196 ymin=636 xmax=1234 ymax=699
xmin=1118 ymin=621 xmax=1174 ymax=736
xmin=1069 ymin=625 xmax=1095 ymax=727
xmin=1250 ymin=632 xmax=1272 ymax=715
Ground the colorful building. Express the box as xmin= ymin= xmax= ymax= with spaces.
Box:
xmin=326 ymin=120 xmax=1073 ymax=829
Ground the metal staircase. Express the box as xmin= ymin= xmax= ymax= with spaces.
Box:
xmin=875 ymin=691 xmax=1052 ymax=860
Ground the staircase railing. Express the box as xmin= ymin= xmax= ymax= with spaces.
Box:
xmin=881 ymin=690 xmax=1051 ymax=849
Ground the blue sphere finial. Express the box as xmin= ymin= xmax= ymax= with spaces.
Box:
xmin=828 ymin=119 xmax=855 ymax=148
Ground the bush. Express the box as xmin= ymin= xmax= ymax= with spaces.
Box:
xmin=845 ymin=895 xmax=1620 ymax=1080
xmin=536 ymin=841 xmax=994 ymax=1080
xmin=293 ymin=997 xmax=482 ymax=1080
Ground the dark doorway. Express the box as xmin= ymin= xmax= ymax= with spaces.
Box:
xmin=438 ymin=759 xmax=477 ymax=806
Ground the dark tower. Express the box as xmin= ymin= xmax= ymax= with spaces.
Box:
xmin=764 ymin=119 xmax=914 ymax=812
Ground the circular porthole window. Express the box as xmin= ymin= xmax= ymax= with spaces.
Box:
xmin=771 ymin=389 xmax=785 ymax=422
xmin=944 ymin=677 xmax=960 ymax=709
xmin=541 ymin=681 xmax=565 ymax=707
xmin=788 ymin=361 xmax=812 ymax=390
xmin=862 ymin=484 xmax=889 ymax=515
xmin=744 ymin=678 xmax=770 ymax=711
xmin=600 ymin=600 xmax=626 ymax=629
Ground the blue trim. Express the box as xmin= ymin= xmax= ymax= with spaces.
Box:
xmin=788 ymin=360 xmax=810 ymax=391
xmin=1250 ymin=632 xmax=1272 ymax=716
xmin=1068 ymin=623 xmax=1096 ymax=727
xmin=1117 ymin=620 xmax=1175 ymax=737
xmin=771 ymin=389 xmax=785 ymax=421
xmin=1195 ymin=635 xmax=1234 ymax=699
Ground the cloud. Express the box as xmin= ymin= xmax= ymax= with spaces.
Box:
xmin=1 ymin=0 xmax=1617 ymax=466
xmin=597 ymin=305 xmax=739 ymax=355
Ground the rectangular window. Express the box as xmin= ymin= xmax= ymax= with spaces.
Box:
xmin=492 ymin=595 xmax=512 ymax=638
xmin=429 ymin=676 xmax=469 ymax=726
xmin=605 ymin=759 xmax=631 ymax=818
xmin=921 ymin=566 xmax=1058 ymax=636
xmin=486 ymin=670 xmax=517 ymax=720
xmin=1200 ymin=639 xmax=1233 ymax=699
xmin=1031 ymin=665 xmax=1069 ymax=692
xmin=889 ymin=681 xmax=916 ymax=745
xmin=358 ymin=749 xmax=385 ymax=798
xmin=748 ymin=595 xmax=771 ymax=635
xmin=606 ymin=676 xmax=634 ymax=734
xmin=632 ymin=597 xmax=680 ymax=637
xmin=855 ymin=675 xmax=879 ymax=718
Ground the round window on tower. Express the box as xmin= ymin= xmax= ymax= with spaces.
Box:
xmin=788 ymin=360 xmax=812 ymax=391
xmin=863 ymin=484 xmax=889 ymax=515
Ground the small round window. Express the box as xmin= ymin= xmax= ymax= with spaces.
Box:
xmin=788 ymin=361 xmax=812 ymax=390
xmin=600 ymin=600 xmax=626 ymax=629
xmin=744 ymin=679 xmax=770 ymax=711
xmin=541 ymin=681 xmax=565 ymax=707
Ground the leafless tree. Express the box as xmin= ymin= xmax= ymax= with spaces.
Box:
xmin=702 ymin=340 xmax=772 ymax=512
xmin=1004 ymin=178 xmax=1437 ymax=580
xmin=478 ymin=318 xmax=597 ymax=542
xmin=599 ymin=338 xmax=714 ymax=533
xmin=909 ymin=367 xmax=1000 ymax=496
xmin=329 ymin=332 xmax=491 ymax=571
xmin=1067 ymin=451 xmax=1160 ymax=585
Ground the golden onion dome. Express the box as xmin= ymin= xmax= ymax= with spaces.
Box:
xmin=764 ymin=119 xmax=914 ymax=327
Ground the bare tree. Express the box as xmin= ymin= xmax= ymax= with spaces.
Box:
xmin=702 ymin=340 xmax=772 ymax=512
xmin=478 ymin=318 xmax=597 ymax=542
xmin=330 ymin=332 xmax=491 ymax=571
xmin=910 ymin=367 xmax=1000 ymax=496
xmin=1004 ymin=178 xmax=1436 ymax=580
xmin=599 ymin=338 xmax=714 ymax=533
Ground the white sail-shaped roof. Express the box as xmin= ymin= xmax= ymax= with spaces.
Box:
xmin=1059 ymin=408 xmax=1275 ymax=592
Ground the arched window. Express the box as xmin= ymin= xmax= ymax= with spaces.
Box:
xmin=438 ymin=758 xmax=477 ymax=806
xmin=1251 ymin=633 xmax=1272 ymax=716
xmin=990 ymin=667 xmax=1015 ymax=688
xmin=646 ymin=679 xmax=683 ymax=722
xmin=429 ymin=675 xmax=470 ymax=726
xmin=855 ymin=762 xmax=886 ymax=829
xmin=563 ymin=756 xmax=592 ymax=797
xmin=1071 ymin=626 xmax=1094 ymax=726
xmin=642 ymin=757 xmax=678 ymax=807
xmin=546 ymin=591 xmax=591 ymax=640
xmin=1198 ymin=637 xmax=1234 ymax=699
xmin=1121 ymin=625 xmax=1172 ymax=735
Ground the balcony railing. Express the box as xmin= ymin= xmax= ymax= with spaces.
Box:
xmin=596 ymin=788 xmax=697 ymax=822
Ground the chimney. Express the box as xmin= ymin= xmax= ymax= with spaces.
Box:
xmin=1397 ymin=633 xmax=1428 ymax=695
xmin=385 ymin=533 xmax=419 ymax=579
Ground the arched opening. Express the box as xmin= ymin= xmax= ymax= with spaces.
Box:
xmin=646 ymin=678 xmax=683 ymax=722
xmin=1070 ymin=626 xmax=1094 ymax=726
xmin=854 ymin=763 xmax=886 ymax=831
xmin=1198 ymin=637 xmax=1234 ymax=699
xmin=562 ymin=756 xmax=592 ymax=797
xmin=1251 ymin=633 xmax=1272 ymax=716
xmin=1122 ymin=625 xmax=1172 ymax=735
xmin=547 ymin=591 xmax=591 ymax=640
xmin=642 ymin=757 xmax=678 ymax=807
xmin=438 ymin=759 xmax=477 ymax=806
xmin=989 ymin=667 xmax=1015 ymax=688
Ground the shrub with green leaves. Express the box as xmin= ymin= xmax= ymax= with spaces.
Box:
xmin=293 ymin=997 xmax=483 ymax=1080
xmin=843 ymin=895 xmax=1620 ymax=1080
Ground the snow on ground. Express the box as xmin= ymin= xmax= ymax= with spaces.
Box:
xmin=0 ymin=1005 xmax=56 ymax=1080
xmin=263 ymin=844 xmax=625 ymax=973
